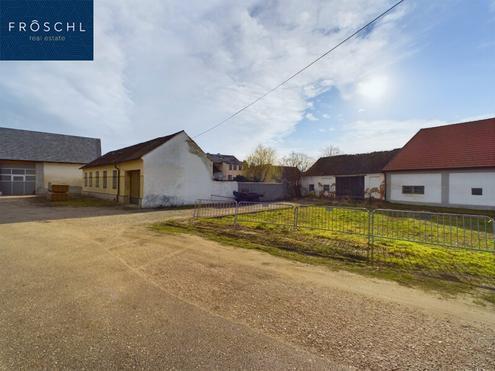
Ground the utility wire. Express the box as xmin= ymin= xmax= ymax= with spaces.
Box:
xmin=193 ymin=0 xmax=406 ymax=138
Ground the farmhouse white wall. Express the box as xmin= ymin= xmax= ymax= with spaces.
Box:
xmin=142 ymin=132 xmax=213 ymax=207
xmin=449 ymin=172 xmax=495 ymax=207
xmin=364 ymin=173 xmax=384 ymax=198
xmin=211 ymin=181 xmax=238 ymax=200
xmin=389 ymin=173 xmax=442 ymax=204
xmin=301 ymin=176 xmax=335 ymax=196
xmin=43 ymin=162 xmax=83 ymax=188
xmin=301 ymin=173 xmax=385 ymax=199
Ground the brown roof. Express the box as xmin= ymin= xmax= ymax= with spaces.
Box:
xmin=305 ymin=149 xmax=400 ymax=177
xmin=81 ymin=131 xmax=183 ymax=168
xmin=206 ymin=153 xmax=242 ymax=165
xmin=383 ymin=118 xmax=495 ymax=171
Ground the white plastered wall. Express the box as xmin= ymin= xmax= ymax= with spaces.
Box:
xmin=42 ymin=162 xmax=84 ymax=193
xmin=449 ymin=172 xmax=495 ymax=207
xmin=389 ymin=172 xmax=442 ymax=204
xmin=142 ymin=132 xmax=214 ymax=207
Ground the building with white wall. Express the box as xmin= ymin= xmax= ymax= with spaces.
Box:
xmin=0 ymin=127 xmax=101 ymax=196
xmin=384 ymin=118 xmax=495 ymax=210
xmin=302 ymin=150 xmax=400 ymax=200
xmin=82 ymin=131 xmax=229 ymax=207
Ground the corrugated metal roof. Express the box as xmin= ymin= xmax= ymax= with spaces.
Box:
xmin=383 ymin=118 xmax=495 ymax=171
xmin=0 ymin=127 xmax=101 ymax=164
xmin=305 ymin=149 xmax=401 ymax=177
xmin=82 ymin=131 xmax=183 ymax=168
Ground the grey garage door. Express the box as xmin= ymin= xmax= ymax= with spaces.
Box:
xmin=0 ymin=168 xmax=36 ymax=196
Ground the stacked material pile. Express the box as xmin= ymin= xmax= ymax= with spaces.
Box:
xmin=47 ymin=184 xmax=69 ymax=201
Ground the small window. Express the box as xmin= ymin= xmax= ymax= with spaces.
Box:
xmin=472 ymin=188 xmax=483 ymax=196
xmin=89 ymin=172 xmax=93 ymax=187
xmin=26 ymin=176 xmax=36 ymax=181
xmin=95 ymin=171 xmax=100 ymax=188
xmin=323 ymin=184 xmax=330 ymax=192
xmin=402 ymin=185 xmax=424 ymax=194
xmin=238 ymin=165 xmax=242 ymax=171
xmin=228 ymin=174 xmax=233 ymax=180
xmin=112 ymin=170 xmax=118 ymax=190
xmin=84 ymin=172 xmax=88 ymax=187
xmin=0 ymin=175 xmax=10 ymax=181
xmin=0 ymin=169 xmax=11 ymax=174
xmin=103 ymin=171 xmax=107 ymax=189
xmin=12 ymin=169 xmax=24 ymax=175
xmin=229 ymin=164 xmax=233 ymax=170
xmin=309 ymin=184 xmax=315 ymax=192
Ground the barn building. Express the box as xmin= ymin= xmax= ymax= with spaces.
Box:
xmin=301 ymin=150 xmax=400 ymax=200
xmin=0 ymin=127 xmax=100 ymax=196
xmin=383 ymin=118 xmax=495 ymax=209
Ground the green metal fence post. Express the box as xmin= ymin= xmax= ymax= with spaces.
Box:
xmin=368 ymin=209 xmax=375 ymax=264
xmin=233 ymin=201 xmax=239 ymax=227
xmin=293 ymin=206 xmax=299 ymax=231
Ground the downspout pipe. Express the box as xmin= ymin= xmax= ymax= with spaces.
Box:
xmin=114 ymin=162 xmax=120 ymax=203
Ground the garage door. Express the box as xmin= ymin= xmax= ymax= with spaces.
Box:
xmin=0 ymin=168 xmax=36 ymax=196
xmin=336 ymin=176 xmax=364 ymax=200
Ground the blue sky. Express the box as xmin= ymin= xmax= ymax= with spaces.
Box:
xmin=0 ymin=0 xmax=494 ymax=159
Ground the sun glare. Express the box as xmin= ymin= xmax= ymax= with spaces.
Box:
xmin=357 ymin=75 xmax=389 ymax=101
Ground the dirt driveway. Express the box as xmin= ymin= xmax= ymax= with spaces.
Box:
xmin=0 ymin=198 xmax=494 ymax=369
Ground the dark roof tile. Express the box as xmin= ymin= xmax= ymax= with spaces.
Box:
xmin=206 ymin=153 xmax=242 ymax=165
xmin=0 ymin=127 xmax=101 ymax=164
xmin=305 ymin=149 xmax=400 ymax=176
xmin=82 ymin=131 xmax=183 ymax=168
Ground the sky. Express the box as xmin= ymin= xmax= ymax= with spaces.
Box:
xmin=0 ymin=0 xmax=494 ymax=160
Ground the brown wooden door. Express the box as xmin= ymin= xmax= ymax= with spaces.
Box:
xmin=129 ymin=171 xmax=140 ymax=205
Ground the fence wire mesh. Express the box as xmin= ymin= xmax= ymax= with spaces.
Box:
xmin=192 ymin=200 xmax=495 ymax=287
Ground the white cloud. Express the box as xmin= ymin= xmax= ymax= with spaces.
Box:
xmin=331 ymin=119 xmax=444 ymax=153
xmin=0 ymin=0 xmax=411 ymax=156
xmin=305 ymin=112 xmax=318 ymax=121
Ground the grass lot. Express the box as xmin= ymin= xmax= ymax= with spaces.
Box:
xmin=161 ymin=204 xmax=495 ymax=293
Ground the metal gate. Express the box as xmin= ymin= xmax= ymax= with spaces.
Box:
xmin=0 ymin=168 xmax=36 ymax=195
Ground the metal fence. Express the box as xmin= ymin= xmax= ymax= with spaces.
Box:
xmin=193 ymin=199 xmax=495 ymax=286
xmin=194 ymin=200 xmax=495 ymax=251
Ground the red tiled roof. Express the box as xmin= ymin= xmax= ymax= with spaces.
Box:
xmin=81 ymin=131 xmax=183 ymax=168
xmin=383 ymin=118 xmax=495 ymax=171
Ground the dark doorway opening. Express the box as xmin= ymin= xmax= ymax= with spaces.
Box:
xmin=336 ymin=176 xmax=364 ymax=200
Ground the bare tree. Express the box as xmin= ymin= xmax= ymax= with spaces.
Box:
xmin=243 ymin=145 xmax=280 ymax=182
xmin=321 ymin=145 xmax=341 ymax=157
xmin=281 ymin=152 xmax=314 ymax=173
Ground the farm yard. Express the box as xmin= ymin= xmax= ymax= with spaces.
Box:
xmin=181 ymin=200 xmax=495 ymax=290
xmin=2 ymin=197 xmax=495 ymax=369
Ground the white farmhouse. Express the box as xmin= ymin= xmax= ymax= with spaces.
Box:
xmin=81 ymin=130 xmax=222 ymax=207
xmin=383 ymin=118 xmax=495 ymax=210
xmin=301 ymin=150 xmax=400 ymax=200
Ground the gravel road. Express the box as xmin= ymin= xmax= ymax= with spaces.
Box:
xmin=0 ymin=198 xmax=494 ymax=369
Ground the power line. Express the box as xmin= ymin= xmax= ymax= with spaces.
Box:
xmin=193 ymin=0 xmax=406 ymax=139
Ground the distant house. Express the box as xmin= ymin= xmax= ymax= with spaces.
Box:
xmin=81 ymin=131 xmax=214 ymax=207
xmin=0 ymin=127 xmax=100 ymax=196
xmin=302 ymin=150 xmax=400 ymax=200
xmin=383 ymin=118 xmax=495 ymax=209
xmin=206 ymin=153 xmax=243 ymax=180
